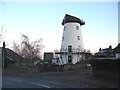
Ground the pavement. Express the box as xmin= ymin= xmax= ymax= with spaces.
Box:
xmin=5 ymin=67 xmax=119 ymax=88
xmin=3 ymin=76 xmax=90 ymax=88
xmin=41 ymin=67 xmax=119 ymax=88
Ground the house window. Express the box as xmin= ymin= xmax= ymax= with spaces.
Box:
xmin=76 ymin=26 xmax=79 ymax=30
xmin=77 ymin=36 xmax=80 ymax=40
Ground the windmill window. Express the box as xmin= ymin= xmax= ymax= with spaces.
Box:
xmin=64 ymin=27 xmax=66 ymax=31
xmin=76 ymin=26 xmax=79 ymax=30
xmin=78 ymin=46 xmax=81 ymax=48
xmin=68 ymin=45 xmax=72 ymax=52
xmin=78 ymin=46 xmax=81 ymax=50
xmin=62 ymin=37 xmax=64 ymax=41
xmin=77 ymin=36 xmax=80 ymax=40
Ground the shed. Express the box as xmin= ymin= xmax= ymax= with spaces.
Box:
xmin=44 ymin=52 xmax=53 ymax=62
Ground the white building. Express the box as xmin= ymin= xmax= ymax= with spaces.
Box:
xmin=58 ymin=14 xmax=85 ymax=64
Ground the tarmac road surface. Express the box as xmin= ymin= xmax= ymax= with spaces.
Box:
xmin=2 ymin=76 xmax=95 ymax=88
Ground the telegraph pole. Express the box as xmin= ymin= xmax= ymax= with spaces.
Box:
xmin=2 ymin=41 xmax=5 ymax=68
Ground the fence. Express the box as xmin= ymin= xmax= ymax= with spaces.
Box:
xmin=3 ymin=60 xmax=90 ymax=75
xmin=90 ymin=58 xmax=120 ymax=82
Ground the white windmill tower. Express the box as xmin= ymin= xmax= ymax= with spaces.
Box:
xmin=59 ymin=14 xmax=85 ymax=64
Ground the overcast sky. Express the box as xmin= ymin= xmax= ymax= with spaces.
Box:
xmin=0 ymin=1 xmax=118 ymax=53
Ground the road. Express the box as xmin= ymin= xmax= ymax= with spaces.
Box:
xmin=2 ymin=75 xmax=94 ymax=88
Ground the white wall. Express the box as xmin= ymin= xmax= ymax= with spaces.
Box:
xmin=61 ymin=22 xmax=84 ymax=50
xmin=116 ymin=53 xmax=120 ymax=59
xmin=61 ymin=54 xmax=67 ymax=64
xmin=61 ymin=22 xmax=84 ymax=64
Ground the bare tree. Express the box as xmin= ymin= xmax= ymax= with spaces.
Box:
xmin=12 ymin=41 xmax=21 ymax=55
xmin=12 ymin=34 xmax=44 ymax=60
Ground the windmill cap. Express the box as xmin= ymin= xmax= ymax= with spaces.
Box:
xmin=62 ymin=14 xmax=85 ymax=26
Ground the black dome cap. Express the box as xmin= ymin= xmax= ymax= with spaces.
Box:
xmin=62 ymin=14 xmax=85 ymax=26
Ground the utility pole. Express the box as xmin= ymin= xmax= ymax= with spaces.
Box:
xmin=2 ymin=41 xmax=5 ymax=68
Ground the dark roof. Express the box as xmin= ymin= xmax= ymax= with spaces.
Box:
xmin=95 ymin=48 xmax=113 ymax=55
xmin=5 ymin=48 xmax=22 ymax=60
xmin=62 ymin=14 xmax=85 ymax=26
xmin=95 ymin=44 xmax=120 ymax=55
xmin=2 ymin=48 xmax=24 ymax=61
xmin=113 ymin=43 xmax=120 ymax=53
xmin=99 ymin=49 xmax=110 ymax=53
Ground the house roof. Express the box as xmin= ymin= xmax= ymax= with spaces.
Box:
xmin=113 ymin=43 xmax=120 ymax=53
xmin=95 ymin=44 xmax=120 ymax=55
xmin=97 ymin=48 xmax=113 ymax=54
xmin=0 ymin=47 xmax=24 ymax=61
xmin=62 ymin=14 xmax=85 ymax=26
